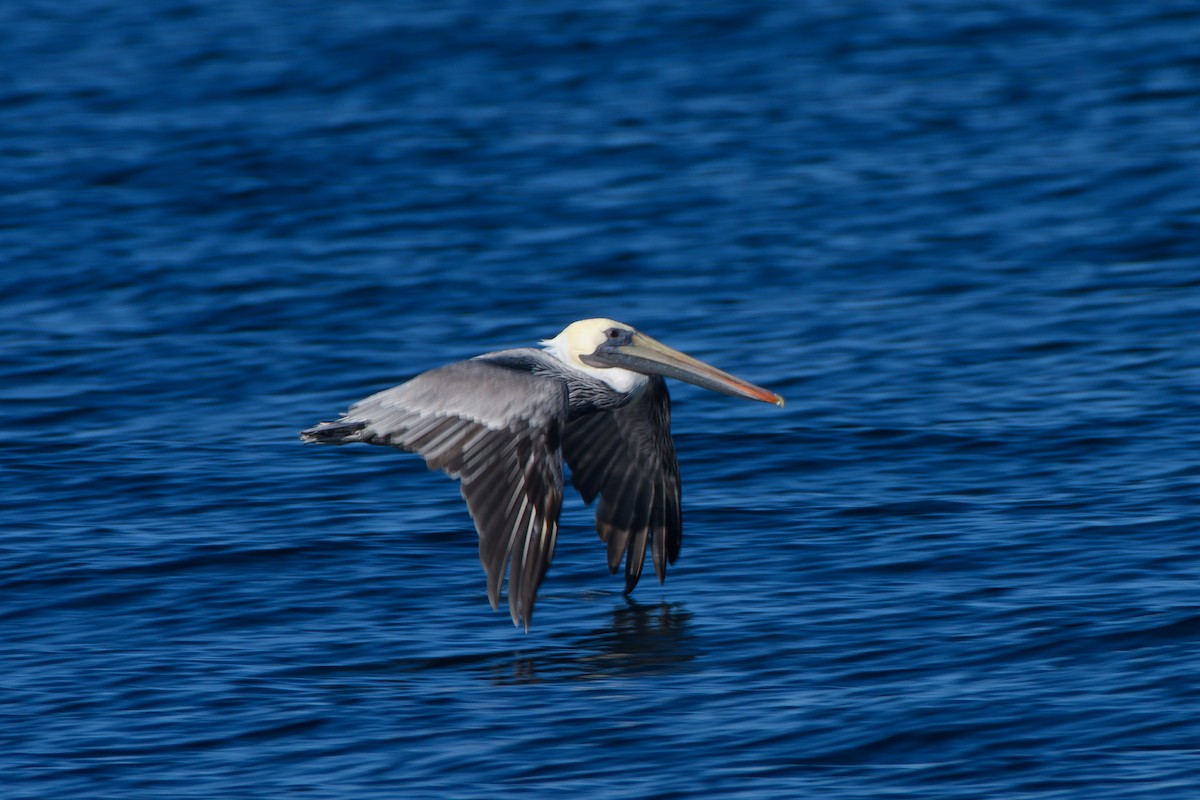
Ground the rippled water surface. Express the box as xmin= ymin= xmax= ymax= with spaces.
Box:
xmin=4 ymin=1 xmax=1199 ymax=797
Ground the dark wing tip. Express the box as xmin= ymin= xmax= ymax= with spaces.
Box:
xmin=299 ymin=420 xmax=367 ymax=444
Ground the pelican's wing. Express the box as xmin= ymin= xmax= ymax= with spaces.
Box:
xmin=562 ymin=377 xmax=682 ymax=594
xmin=301 ymin=357 xmax=566 ymax=630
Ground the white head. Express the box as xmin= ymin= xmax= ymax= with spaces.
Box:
xmin=540 ymin=318 xmax=647 ymax=394
xmin=541 ymin=318 xmax=785 ymax=406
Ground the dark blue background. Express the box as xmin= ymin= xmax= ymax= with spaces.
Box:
xmin=3 ymin=1 xmax=1198 ymax=797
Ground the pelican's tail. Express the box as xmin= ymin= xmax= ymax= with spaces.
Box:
xmin=299 ymin=419 xmax=368 ymax=444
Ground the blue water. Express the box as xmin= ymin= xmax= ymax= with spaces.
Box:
xmin=3 ymin=1 xmax=1199 ymax=797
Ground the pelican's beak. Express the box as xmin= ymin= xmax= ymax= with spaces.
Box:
xmin=584 ymin=331 xmax=785 ymax=407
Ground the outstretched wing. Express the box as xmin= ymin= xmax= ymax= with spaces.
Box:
xmin=561 ymin=377 xmax=682 ymax=594
xmin=301 ymin=357 xmax=566 ymax=630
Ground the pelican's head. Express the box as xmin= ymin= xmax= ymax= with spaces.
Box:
xmin=542 ymin=318 xmax=784 ymax=406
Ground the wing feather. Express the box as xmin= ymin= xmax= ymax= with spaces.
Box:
xmin=301 ymin=356 xmax=566 ymax=630
xmin=562 ymin=377 xmax=682 ymax=594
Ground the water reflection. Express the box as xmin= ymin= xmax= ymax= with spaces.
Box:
xmin=488 ymin=600 xmax=697 ymax=684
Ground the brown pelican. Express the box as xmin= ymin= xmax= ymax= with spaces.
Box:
xmin=301 ymin=318 xmax=783 ymax=630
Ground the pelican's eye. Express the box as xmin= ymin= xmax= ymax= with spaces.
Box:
xmin=605 ymin=327 xmax=633 ymax=343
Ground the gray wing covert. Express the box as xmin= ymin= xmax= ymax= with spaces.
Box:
xmin=561 ymin=377 xmax=682 ymax=594
xmin=302 ymin=358 xmax=566 ymax=630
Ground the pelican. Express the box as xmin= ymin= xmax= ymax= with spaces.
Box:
xmin=301 ymin=319 xmax=783 ymax=629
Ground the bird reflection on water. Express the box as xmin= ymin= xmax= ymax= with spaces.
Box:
xmin=488 ymin=600 xmax=696 ymax=685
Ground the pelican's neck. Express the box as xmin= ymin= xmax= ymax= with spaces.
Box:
xmin=540 ymin=331 xmax=648 ymax=395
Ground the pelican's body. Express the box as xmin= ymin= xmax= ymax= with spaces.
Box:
xmin=301 ymin=319 xmax=782 ymax=629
